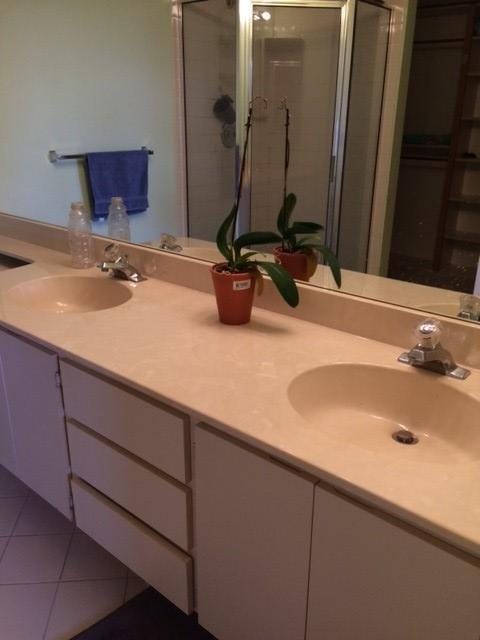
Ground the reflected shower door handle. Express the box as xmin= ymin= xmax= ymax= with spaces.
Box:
xmin=329 ymin=155 xmax=337 ymax=183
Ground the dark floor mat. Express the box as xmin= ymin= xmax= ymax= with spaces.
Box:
xmin=71 ymin=588 xmax=216 ymax=640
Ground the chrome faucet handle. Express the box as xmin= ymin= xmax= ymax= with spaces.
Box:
xmin=103 ymin=243 xmax=129 ymax=266
xmin=159 ymin=234 xmax=182 ymax=252
xmin=458 ymin=294 xmax=480 ymax=321
xmin=414 ymin=318 xmax=442 ymax=349
xmin=104 ymin=243 xmax=121 ymax=262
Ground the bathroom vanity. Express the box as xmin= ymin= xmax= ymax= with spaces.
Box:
xmin=0 ymin=234 xmax=478 ymax=640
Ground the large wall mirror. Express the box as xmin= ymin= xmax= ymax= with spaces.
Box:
xmin=0 ymin=0 xmax=479 ymax=323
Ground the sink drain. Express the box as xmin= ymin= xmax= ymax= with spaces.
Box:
xmin=392 ymin=430 xmax=418 ymax=445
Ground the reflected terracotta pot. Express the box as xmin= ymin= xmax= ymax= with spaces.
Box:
xmin=210 ymin=263 xmax=256 ymax=325
xmin=273 ymin=247 xmax=316 ymax=282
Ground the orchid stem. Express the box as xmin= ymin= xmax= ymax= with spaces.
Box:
xmin=231 ymin=106 xmax=253 ymax=255
xmin=282 ymin=102 xmax=290 ymax=250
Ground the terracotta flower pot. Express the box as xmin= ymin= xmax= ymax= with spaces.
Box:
xmin=273 ymin=247 xmax=316 ymax=282
xmin=210 ymin=263 xmax=256 ymax=325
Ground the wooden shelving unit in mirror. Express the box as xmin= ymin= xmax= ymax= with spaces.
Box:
xmin=390 ymin=0 xmax=480 ymax=293
xmin=433 ymin=1 xmax=480 ymax=271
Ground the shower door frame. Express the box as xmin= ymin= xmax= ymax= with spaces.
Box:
xmin=236 ymin=0 xmax=356 ymax=249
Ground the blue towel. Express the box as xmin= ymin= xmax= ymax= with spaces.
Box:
xmin=86 ymin=150 xmax=149 ymax=219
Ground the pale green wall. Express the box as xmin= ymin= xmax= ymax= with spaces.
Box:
xmin=0 ymin=0 xmax=180 ymax=242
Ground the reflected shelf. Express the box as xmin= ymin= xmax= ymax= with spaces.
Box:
xmin=401 ymin=155 xmax=448 ymax=162
xmin=455 ymin=157 xmax=480 ymax=164
xmin=444 ymin=230 xmax=480 ymax=245
xmin=413 ymin=40 xmax=464 ymax=49
xmin=449 ymin=194 xmax=480 ymax=205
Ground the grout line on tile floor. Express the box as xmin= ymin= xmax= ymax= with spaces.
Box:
xmin=11 ymin=495 xmax=29 ymax=532
xmin=0 ymin=576 xmax=128 ymax=587
xmin=122 ymin=574 xmax=129 ymax=604
xmin=11 ymin=532 xmax=77 ymax=538
xmin=59 ymin=576 xmax=129 ymax=584
xmin=0 ymin=495 xmax=28 ymax=563
xmin=0 ymin=538 xmax=8 ymax=564
xmin=42 ymin=530 xmax=75 ymax=640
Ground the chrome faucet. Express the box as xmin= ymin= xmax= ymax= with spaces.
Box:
xmin=398 ymin=318 xmax=470 ymax=380
xmin=98 ymin=243 xmax=146 ymax=283
xmin=458 ymin=294 xmax=480 ymax=322
xmin=159 ymin=233 xmax=182 ymax=252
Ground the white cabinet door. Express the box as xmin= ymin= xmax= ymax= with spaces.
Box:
xmin=0 ymin=329 xmax=71 ymax=518
xmin=0 ymin=350 xmax=15 ymax=473
xmin=195 ymin=424 xmax=315 ymax=640
xmin=307 ymin=485 xmax=480 ymax=640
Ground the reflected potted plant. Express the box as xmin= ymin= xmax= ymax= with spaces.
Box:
xmin=211 ymin=104 xmax=299 ymax=325
xmin=273 ymin=103 xmax=341 ymax=287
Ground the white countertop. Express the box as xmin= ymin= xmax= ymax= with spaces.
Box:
xmin=0 ymin=235 xmax=479 ymax=558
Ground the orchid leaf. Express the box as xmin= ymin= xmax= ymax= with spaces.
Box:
xmin=253 ymin=268 xmax=264 ymax=296
xmin=296 ymin=234 xmax=323 ymax=247
xmin=276 ymin=193 xmax=297 ymax=235
xmin=234 ymin=231 xmax=282 ymax=255
xmin=316 ymin=246 xmax=341 ymax=288
xmin=254 ymin=261 xmax=299 ymax=307
xmin=304 ymin=249 xmax=319 ymax=279
xmin=297 ymin=242 xmax=341 ymax=288
xmin=287 ymin=221 xmax=324 ymax=235
xmin=238 ymin=251 xmax=259 ymax=262
xmin=216 ymin=205 xmax=236 ymax=263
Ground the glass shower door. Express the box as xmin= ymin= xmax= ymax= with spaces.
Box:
xmin=249 ymin=5 xmax=343 ymax=237
xmin=337 ymin=0 xmax=390 ymax=272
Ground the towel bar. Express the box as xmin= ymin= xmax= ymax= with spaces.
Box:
xmin=48 ymin=147 xmax=154 ymax=163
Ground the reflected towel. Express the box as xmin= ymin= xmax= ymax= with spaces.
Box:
xmin=86 ymin=150 xmax=149 ymax=219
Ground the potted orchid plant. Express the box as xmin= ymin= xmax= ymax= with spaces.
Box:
xmin=273 ymin=104 xmax=341 ymax=286
xmin=211 ymin=105 xmax=299 ymax=325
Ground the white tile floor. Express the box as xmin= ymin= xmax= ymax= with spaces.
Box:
xmin=0 ymin=466 xmax=148 ymax=640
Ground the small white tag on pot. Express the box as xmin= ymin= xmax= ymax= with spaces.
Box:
xmin=233 ymin=280 xmax=251 ymax=291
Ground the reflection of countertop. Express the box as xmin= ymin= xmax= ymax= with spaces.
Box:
xmin=0 ymin=234 xmax=479 ymax=558
xmin=167 ymin=237 xmax=468 ymax=320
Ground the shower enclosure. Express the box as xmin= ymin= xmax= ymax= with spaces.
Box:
xmin=182 ymin=0 xmax=390 ymax=273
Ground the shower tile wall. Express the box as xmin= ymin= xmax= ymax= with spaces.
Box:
xmin=183 ymin=0 xmax=236 ymax=241
xmin=250 ymin=7 xmax=341 ymax=234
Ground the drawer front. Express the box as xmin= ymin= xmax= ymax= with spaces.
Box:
xmin=68 ymin=421 xmax=191 ymax=550
xmin=71 ymin=476 xmax=193 ymax=614
xmin=61 ymin=361 xmax=190 ymax=482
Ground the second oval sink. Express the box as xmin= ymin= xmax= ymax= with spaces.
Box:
xmin=288 ymin=364 xmax=480 ymax=464
xmin=7 ymin=276 xmax=132 ymax=313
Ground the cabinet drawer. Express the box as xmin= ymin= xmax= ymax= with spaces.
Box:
xmin=61 ymin=361 xmax=190 ymax=482
xmin=71 ymin=476 xmax=193 ymax=614
xmin=68 ymin=421 xmax=191 ymax=550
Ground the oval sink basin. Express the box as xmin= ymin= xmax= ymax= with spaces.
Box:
xmin=7 ymin=276 xmax=132 ymax=313
xmin=288 ymin=364 xmax=480 ymax=464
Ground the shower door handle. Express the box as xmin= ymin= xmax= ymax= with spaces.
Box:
xmin=329 ymin=155 xmax=337 ymax=183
